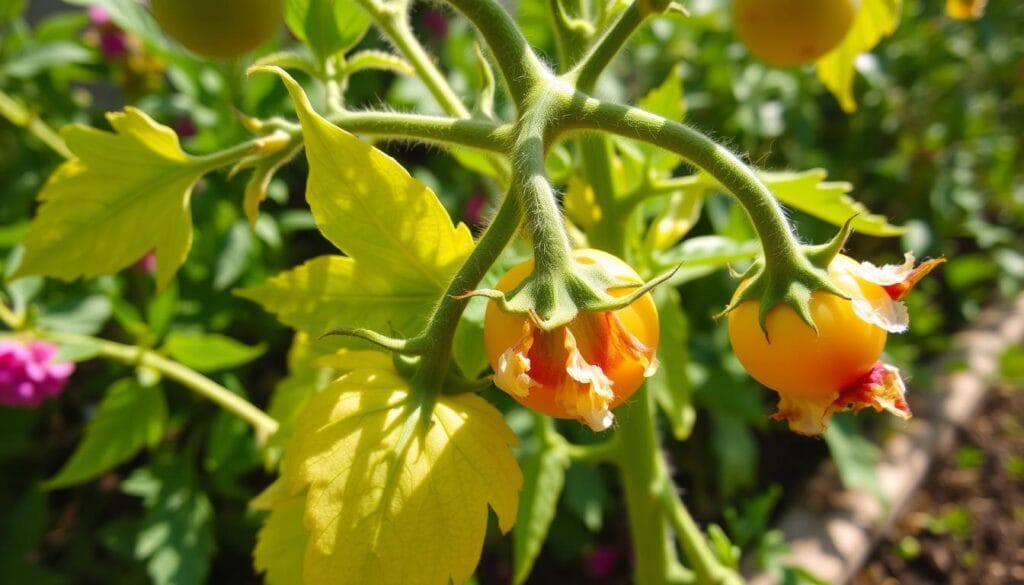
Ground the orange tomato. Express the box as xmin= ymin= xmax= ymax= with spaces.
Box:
xmin=732 ymin=0 xmax=858 ymax=67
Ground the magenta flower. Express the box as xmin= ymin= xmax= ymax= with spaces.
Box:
xmin=134 ymin=250 xmax=157 ymax=274
xmin=0 ymin=340 xmax=75 ymax=408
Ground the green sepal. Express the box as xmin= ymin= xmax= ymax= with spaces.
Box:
xmin=720 ymin=218 xmax=856 ymax=339
xmin=318 ymin=327 xmax=427 ymax=354
xmin=458 ymin=259 xmax=677 ymax=331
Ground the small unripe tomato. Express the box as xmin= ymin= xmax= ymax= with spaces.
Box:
xmin=151 ymin=0 xmax=283 ymax=60
xmin=483 ymin=249 xmax=659 ymax=431
xmin=731 ymin=0 xmax=859 ymax=67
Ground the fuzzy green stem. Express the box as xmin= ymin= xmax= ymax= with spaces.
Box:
xmin=39 ymin=331 xmax=279 ymax=442
xmin=514 ymin=114 xmax=575 ymax=276
xmin=413 ymin=185 xmax=523 ymax=392
xmin=548 ymin=0 xmax=593 ymax=69
xmin=570 ymin=2 xmax=645 ymax=91
xmin=366 ymin=3 xmax=472 ymax=118
xmin=561 ymin=98 xmax=804 ymax=272
xmin=328 ymin=112 xmax=513 ymax=151
xmin=663 ymin=487 xmax=744 ymax=585
xmin=443 ymin=0 xmax=548 ymax=111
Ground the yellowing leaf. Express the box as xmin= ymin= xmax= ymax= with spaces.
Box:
xmin=760 ymin=169 xmax=906 ymax=236
xmin=12 ymin=108 xmax=216 ymax=288
xmin=253 ymin=481 xmax=309 ymax=585
xmin=240 ymin=67 xmax=473 ymax=337
xmin=274 ymin=359 xmax=521 ymax=585
xmin=237 ymin=255 xmax=441 ymax=338
xmin=816 ymin=0 xmax=902 ymax=112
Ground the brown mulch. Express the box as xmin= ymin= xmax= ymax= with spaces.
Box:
xmin=855 ymin=385 xmax=1024 ymax=585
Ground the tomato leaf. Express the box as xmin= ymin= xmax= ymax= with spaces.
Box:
xmin=285 ymin=0 xmax=371 ymax=62
xmin=122 ymin=456 xmax=215 ymax=585
xmin=43 ymin=379 xmax=166 ymax=489
xmin=816 ymin=0 xmax=902 ymax=112
xmin=239 ymin=68 xmax=473 ymax=338
xmin=649 ymin=288 xmax=696 ymax=441
xmin=760 ymin=169 xmax=907 ymax=236
xmin=512 ymin=439 xmax=568 ymax=585
xmin=161 ymin=331 xmax=266 ymax=373
xmin=11 ymin=107 xmax=215 ymax=288
xmin=266 ymin=353 xmax=521 ymax=585
xmin=252 ymin=481 xmax=309 ymax=585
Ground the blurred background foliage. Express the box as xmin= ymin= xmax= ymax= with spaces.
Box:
xmin=1 ymin=0 xmax=1022 ymax=583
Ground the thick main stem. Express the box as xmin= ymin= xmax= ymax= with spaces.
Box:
xmin=615 ymin=387 xmax=686 ymax=585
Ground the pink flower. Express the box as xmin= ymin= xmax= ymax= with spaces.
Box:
xmin=87 ymin=5 xmax=111 ymax=26
xmin=0 ymin=340 xmax=74 ymax=408
xmin=585 ymin=545 xmax=620 ymax=580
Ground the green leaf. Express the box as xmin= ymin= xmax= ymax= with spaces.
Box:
xmin=1 ymin=41 xmax=96 ymax=78
xmin=760 ymin=169 xmax=906 ymax=236
xmin=636 ymin=64 xmax=686 ymax=171
xmin=213 ymin=221 xmax=253 ymax=290
xmin=161 ymin=331 xmax=265 ymax=373
xmin=11 ymin=108 xmax=217 ymax=288
xmin=44 ymin=379 xmax=166 ymax=489
xmin=285 ymin=0 xmax=371 ymax=61
xmin=823 ymin=413 xmax=886 ymax=506
xmin=816 ymin=0 xmax=902 ymax=112
xmin=122 ymin=457 xmax=215 ymax=585
xmin=659 ymin=236 xmax=762 ymax=284
xmin=265 ymin=352 xmax=521 ymax=585
xmin=512 ymin=439 xmax=568 ymax=585
xmin=649 ymin=288 xmax=696 ymax=440
xmin=240 ymin=68 xmax=473 ymax=337
xmin=711 ymin=414 xmax=757 ymax=500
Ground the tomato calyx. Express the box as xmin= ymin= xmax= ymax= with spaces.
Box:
xmin=721 ymin=218 xmax=854 ymax=338
xmin=774 ymin=361 xmax=911 ymax=435
xmin=460 ymin=254 xmax=675 ymax=331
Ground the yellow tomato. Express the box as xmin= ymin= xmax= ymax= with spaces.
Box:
xmin=732 ymin=0 xmax=859 ymax=67
xmin=483 ymin=249 xmax=659 ymax=422
xmin=151 ymin=0 xmax=283 ymax=59
xmin=727 ymin=255 xmax=886 ymax=401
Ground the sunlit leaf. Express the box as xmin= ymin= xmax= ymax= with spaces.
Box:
xmin=644 ymin=187 xmax=704 ymax=253
xmin=816 ymin=0 xmax=902 ymax=112
xmin=760 ymin=169 xmax=906 ymax=236
xmin=11 ymin=108 xmax=220 ymax=288
xmin=513 ymin=438 xmax=568 ymax=585
xmin=240 ymin=67 xmax=473 ymax=337
xmin=161 ymin=331 xmax=266 ymax=373
xmin=659 ymin=236 xmax=761 ymax=284
xmin=253 ymin=481 xmax=309 ymax=585
xmin=43 ymin=379 xmax=166 ymax=489
xmin=267 ymin=355 xmax=521 ymax=585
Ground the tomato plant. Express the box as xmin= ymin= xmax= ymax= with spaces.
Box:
xmin=732 ymin=0 xmax=858 ymax=66
xmin=484 ymin=249 xmax=659 ymax=430
xmin=1 ymin=1 xmax=1018 ymax=585
xmin=150 ymin=0 xmax=283 ymax=59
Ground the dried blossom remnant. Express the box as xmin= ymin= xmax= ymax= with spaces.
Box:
xmin=492 ymin=312 xmax=658 ymax=431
